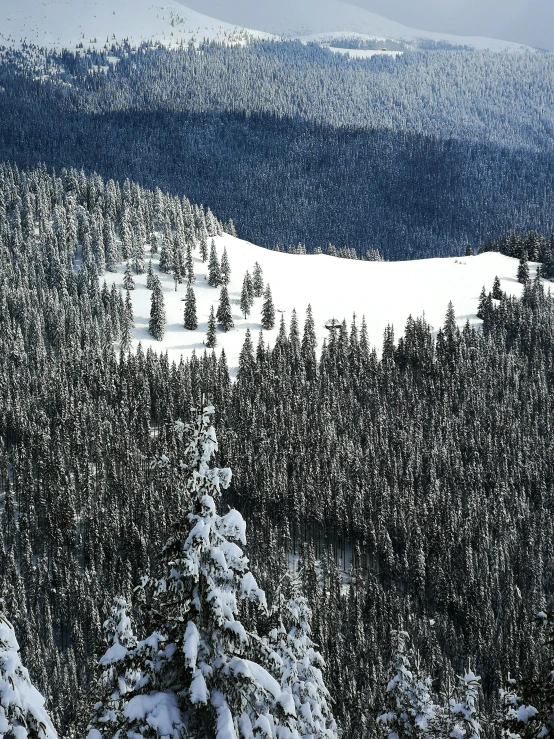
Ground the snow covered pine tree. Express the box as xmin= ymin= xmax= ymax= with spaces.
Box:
xmin=88 ymin=406 xmax=316 ymax=739
xmin=377 ymin=629 xmax=441 ymax=739
xmin=0 ymin=609 xmax=58 ymax=739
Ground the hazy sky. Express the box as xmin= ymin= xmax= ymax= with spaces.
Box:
xmin=350 ymin=0 xmax=554 ymax=50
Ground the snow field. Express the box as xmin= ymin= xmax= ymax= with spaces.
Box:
xmin=105 ymin=234 xmax=537 ymax=375
xmin=0 ymin=0 xmax=273 ymax=52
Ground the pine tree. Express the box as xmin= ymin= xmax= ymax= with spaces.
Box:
xmin=477 ymin=286 xmax=487 ymax=320
xmin=207 ymin=240 xmax=221 ymax=287
xmin=0 ymin=609 xmax=59 ymax=738
xmin=146 ymin=259 xmax=156 ymax=290
xmin=133 ymin=408 xmax=295 ymax=739
xmin=206 ymin=305 xmax=217 ymax=349
xmin=240 ymin=271 xmax=254 ymax=319
xmin=271 ymin=588 xmax=338 ymax=739
xmin=377 ymin=629 xmax=441 ymax=739
xmin=444 ymin=671 xmax=482 ymax=739
xmin=86 ymin=598 xmax=140 ymax=739
xmin=499 ymin=611 xmax=554 ymax=739
xmin=262 ymin=284 xmax=275 ymax=330
xmin=185 ymin=241 xmax=195 ymax=285
xmin=518 ymin=251 xmax=530 ymax=284
xmin=216 ymin=285 xmax=234 ymax=332
xmin=184 ymin=284 xmax=198 ymax=331
xmin=123 ymin=262 xmax=134 ymax=291
xmin=149 ymin=276 xmax=166 ymax=341
xmin=120 ymin=289 xmax=134 ymax=353
xmin=220 ymin=247 xmax=231 ymax=286
xmin=492 ymin=276 xmax=503 ymax=300
xmin=252 ymin=262 xmax=264 ymax=298
xmin=199 ymin=235 xmax=209 ymax=263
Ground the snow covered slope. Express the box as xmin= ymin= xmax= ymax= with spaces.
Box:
xmin=106 ymin=235 xmax=537 ymax=376
xmin=175 ymin=0 xmax=533 ymax=52
xmin=0 ymin=0 xmax=272 ymax=51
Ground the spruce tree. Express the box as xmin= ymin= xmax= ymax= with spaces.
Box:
xmin=199 ymin=235 xmax=209 ymax=264
xmin=185 ymin=241 xmax=195 ymax=285
xmin=207 ymin=240 xmax=221 ymax=287
xmin=132 ymin=408 xmax=295 ymax=739
xmin=492 ymin=275 xmax=503 ymax=300
xmin=123 ymin=262 xmax=134 ymax=291
xmin=477 ymin=286 xmax=487 ymax=320
xmin=262 ymin=283 xmax=275 ymax=330
xmin=216 ymin=285 xmax=234 ymax=332
xmin=206 ymin=305 xmax=217 ymax=349
xmin=0 ymin=609 xmax=59 ymax=739
xmin=518 ymin=251 xmax=530 ymax=284
xmin=240 ymin=271 xmax=254 ymax=319
xmin=146 ymin=258 xmax=155 ymax=290
xmin=271 ymin=589 xmax=338 ymax=739
xmin=184 ymin=284 xmax=198 ymax=331
xmin=499 ymin=611 xmax=554 ymax=739
xmin=377 ymin=629 xmax=441 ymax=739
xmin=120 ymin=289 xmax=134 ymax=353
xmin=252 ymin=262 xmax=264 ymax=298
xmin=220 ymin=246 xmax=231 ymax=286
xmin=149 ymin=276 xmax=166 ymax=341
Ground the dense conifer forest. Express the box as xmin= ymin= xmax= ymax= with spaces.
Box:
xmin=1 ymin=42 xmax=553 ymax=258
xmin=0 ymin=164 xmax=553 ymax=736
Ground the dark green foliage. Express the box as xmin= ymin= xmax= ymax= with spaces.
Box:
xmin=208 ymin=241 xmax=221 ymax=287
xmin=492 ymin=275 xmax=503 ymax=300
xmin=252 ymin=262 xmax=264 ymax=298
xmin=240 ymin=271 xmax=254 ymax=319
xmin=220 ymin=247 xmax=231 ymax=286
xmin=146 ymin=259 xmax=155 ymax=290
xmin=216 ymin=284 xmax=234 ymax=332
xmin=123 ymin=262 xmax=134 ymax=291
xmin=262 ymin=284 xmax=275 ymax=330
xmin=149 ymin=276 xmax=166 ymax=341
xmin=183 ymin=284 xmax=197 ymax=330
xmin=518 ymin=251 xmax=530 ymax=284
xmin=206 ymin=305 xmax=217 ymax=348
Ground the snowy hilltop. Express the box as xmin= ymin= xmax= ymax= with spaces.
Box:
xmin=0 ymin=0 xmax=273 ymax=52
xmin=174 ymin=0 xmax=535 ymax=52
xmin=0 ymin=0 xmax=534 ymax=53
xmin=111 ymin=233 xmax=538 ymax=376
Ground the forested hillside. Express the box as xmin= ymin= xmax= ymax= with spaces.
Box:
xmin=1 ymin=43 xmax=553 ymax=258
xmin=1 ymin=163 xmax=553 ymax=737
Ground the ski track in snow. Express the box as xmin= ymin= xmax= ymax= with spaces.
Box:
xmin=104 ymin=235 xmax=538 ymax=377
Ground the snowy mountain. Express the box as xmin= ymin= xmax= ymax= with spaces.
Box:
xmin=109 ymin=234 xmax=537 ymax=375
xmin=0 ymin=0 xmax=273 ymax=51
xmin=0 ymin=0 xmax=533 ymax=53
xmin=175 ymin=0 xmax=534 ymax=52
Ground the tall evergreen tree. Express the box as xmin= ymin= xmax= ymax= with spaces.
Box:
xmin=207 ymin=241 xmax=221 ymax=288
xmin=252 ymin=262 xmax=264 ymax=298
xmin=149 ymin=276 xmax=166 ymax=341
xmin=184 ymin=284 xmax=198 ymax=331
xmin=240 ymin=271 xmax=254 ymax=319
xmin=146 ymin=258 xmax=156 ymax=290
xmin=216 ymin=285 xmax=234 ymax=332
xmin=262 ymin=284 xmax=275 ymax=331
xmin=492 ymin=275 xmax=504 ymax=300
xmin=123 ymin=262 xmax=134 ymax=291
xmin=518 ymin=251 xmax=530 ymax=284
xmin=206 ymin=305 xmax=217 ymax=349
xmin=0 ymin=609 xmax=59 ymax=739
xmin=220 ymin=246 xmax=231 ymax=286
xmin=377 ymin=629 xmax=441 ymax=739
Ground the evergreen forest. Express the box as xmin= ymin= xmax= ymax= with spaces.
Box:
xmin=0 ymin=164 xmax=553 ymax=736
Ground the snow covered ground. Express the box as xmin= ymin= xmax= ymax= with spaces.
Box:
xmin=105 ymin=234 xmax=538 ymax=376
xmin=174 ymin=0 xmax=534 ymax=52
xmin=0 ymin=0 xmax=533 ymax=53
xmin=0 ymin=0 xmax=272 ymax=52
xmin=327 ymin=47 xmax=404 ymax=59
